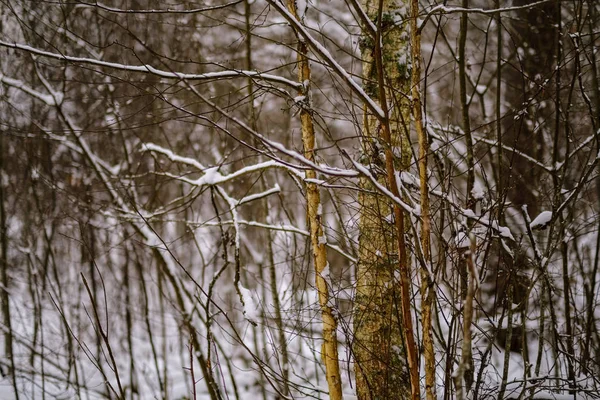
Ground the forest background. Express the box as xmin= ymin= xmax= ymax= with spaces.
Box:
xmin=0 ymin=0 xmax=599 ymax=399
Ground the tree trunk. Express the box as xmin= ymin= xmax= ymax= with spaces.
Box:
xmin=286 ymin=2 xmax=344 ymax=399
xmin=353 ymin=0 xmax=416 ymax=398
xmin=411 ymin=0 xmax=436 ymax=398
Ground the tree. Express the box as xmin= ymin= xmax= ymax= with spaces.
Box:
xmin=0 ymin=1 xmax=599 ymax=399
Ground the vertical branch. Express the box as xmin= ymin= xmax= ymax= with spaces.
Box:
xmin=123 ymin=248 xmax=136 ymax=399
xmin=189 ymin=339 xmax=198 ymax=400
xmin=286 ymin=2 xmax=343 ymax=399
xmin=582 ymin=4 xmax=600 ymax=368
xmin=134 ymin=251 xmax=165 ymax=397
xmin=494 ymin=0 xmax=504 ymax=223
xmin=454 ymin=236 xmax=477 ymax=400
xmin=497 ymin=282 xmax=514 ymax=400
xmin=245 ymin=0 xmax=257 ymax=133
xmin=547 ymin=1 xmax=571 ymax=388
xmin=561 ymin=236 xmax=575 ymax=391
xmin=267 ymin=233 xmax=290 ymax=396
xmin=456 ymin=0 xmax=475 ymax=396
xmin=589 ymin=0 xmax=600 ymax=127
xmin=0 ymin=127 xmax=18 ymax=399
xmin=245 ymin=4 xmax=273 ymax=397
xmin=459 ymin=0 xmax=475 ymax=211
xmin=412 ymin=1 xmax=436 ymax=399
xmin=81 ymin=272 xmax=126 ymax=399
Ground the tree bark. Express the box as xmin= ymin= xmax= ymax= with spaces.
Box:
xmin=411 ymin=0 xmax=436 ymax=398
xmin=354 ymin=0 xmax=418 ymax=398
xmin=286 ymin=2 xmax=344 ymax=399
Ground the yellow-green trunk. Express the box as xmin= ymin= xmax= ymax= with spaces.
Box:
xmin=353 ymin=0 xmax=413 ymax=399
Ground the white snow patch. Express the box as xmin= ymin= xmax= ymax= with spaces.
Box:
xmin=471 ymin=183 xmax=485 ymax=201
xmin=199 ymin=167 xmax=222 ymax=185
xmin=320 ymin=263 xmax=330 ymax=281
xmin=384 ymin=213 xmax=394 ymax=224
xmin=489 ymin=220 xmax=515 ymax=240
xmin=296 ymin=0 xmax=307 ymax=19
xmin=305 ymin=178 xmax=326 ymax=185
xmin=530 ymin=210 xmax=552 ymax=230
xmin=239 ymin=285 xmax=260 ymax=324
xmin=455 ymin=231 xmax=470 ymax=249
xmin=413 ymin=205 xmax=421 ymax=216
xmin=318 ymin=234 xmax=327 ymax=245
xmin=400 ymin=171 xmax=419 ymax=189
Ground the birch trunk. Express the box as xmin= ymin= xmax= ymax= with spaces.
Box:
xmin=353 ymin=0 xmax=417 ymax=398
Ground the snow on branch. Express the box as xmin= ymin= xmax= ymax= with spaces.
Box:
xmin=566 ymin=129 xmax=600 ymax=164
xmin=530 ymin=210 xmax=553 ymax=230
xmin=183 ymin=85 xmax=360 ymax=179
xmin=238 ymin=185 xmax=281 ymax=206
xmin=420 ymin=0 xmax=556 ymax=30
xmin=473 ymin=135 xmax=554 ymax=173
xmin=75 ymin=0 xmax=242 ymax=14
xmin=461 ymin=208 xmax=515 ymax=241
xmin=430 ymin=189 xmax=515 ymax=241
xmin=0 ymin=40 xmax=302 ymax=89
xmin=521 ymin=206 xmax=545 ymax=263
xmin=266 ymin=0 xmax=385 ymax=120
xmin=346 ymin=156 xmax=419 ymax=216
xmin=141 ymin=142 xmax=286 ymax=254
xmin=141 ymin=143 xmax=207 ymax=171
xmin=141 ymin=142 xmax=304 ymax=183
xmin=200 ymin=219 xmax=357 ymax=263
xmin=0 ymin=73 xmax=62 ymax=106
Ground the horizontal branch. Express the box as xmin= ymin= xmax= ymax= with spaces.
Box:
xmin=429 ymin=188 xmax=515 ymax=241
xmin=0 ymin=72 xmax=61 ymax=106
xmin=200 ymin=219 xmax=357 ymax=263
xmin=420 ymin=0 xmax=556 ymax=30
xmin=345 ymin=154 xmax=419 ymax=216
xmin=142 ymin=142 xmax=305 ymax=181
xmin=141 ymin=143 xmax=207 ymax=170
xmin=473 ymin=135 xmax=554 ymax=173
xmin=0 ymin=40 xmax=302 ymax=89
xmin=75 ymin=0 xmax=242 ymax=14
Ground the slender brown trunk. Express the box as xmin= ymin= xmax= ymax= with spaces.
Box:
xmin=0 ymin=130 xmax=18 ymax=399
xmin=456 ymin=1 xmax=475 ymax=395
xmin=459 ymin=0 xmax=474 ymax=211
xmin=286 ymin=2 xmax=344 ymax=399
xmin=495 ymin=0 xmax=504 ymax=224
xmin=455 ymin=238 xmax=476 ymax=400
xmin=411 ymin=1 xmax=436 ymax=398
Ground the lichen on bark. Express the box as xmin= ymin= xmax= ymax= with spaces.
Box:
xmin=353 ymin=0 xmax=413 ymax=399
